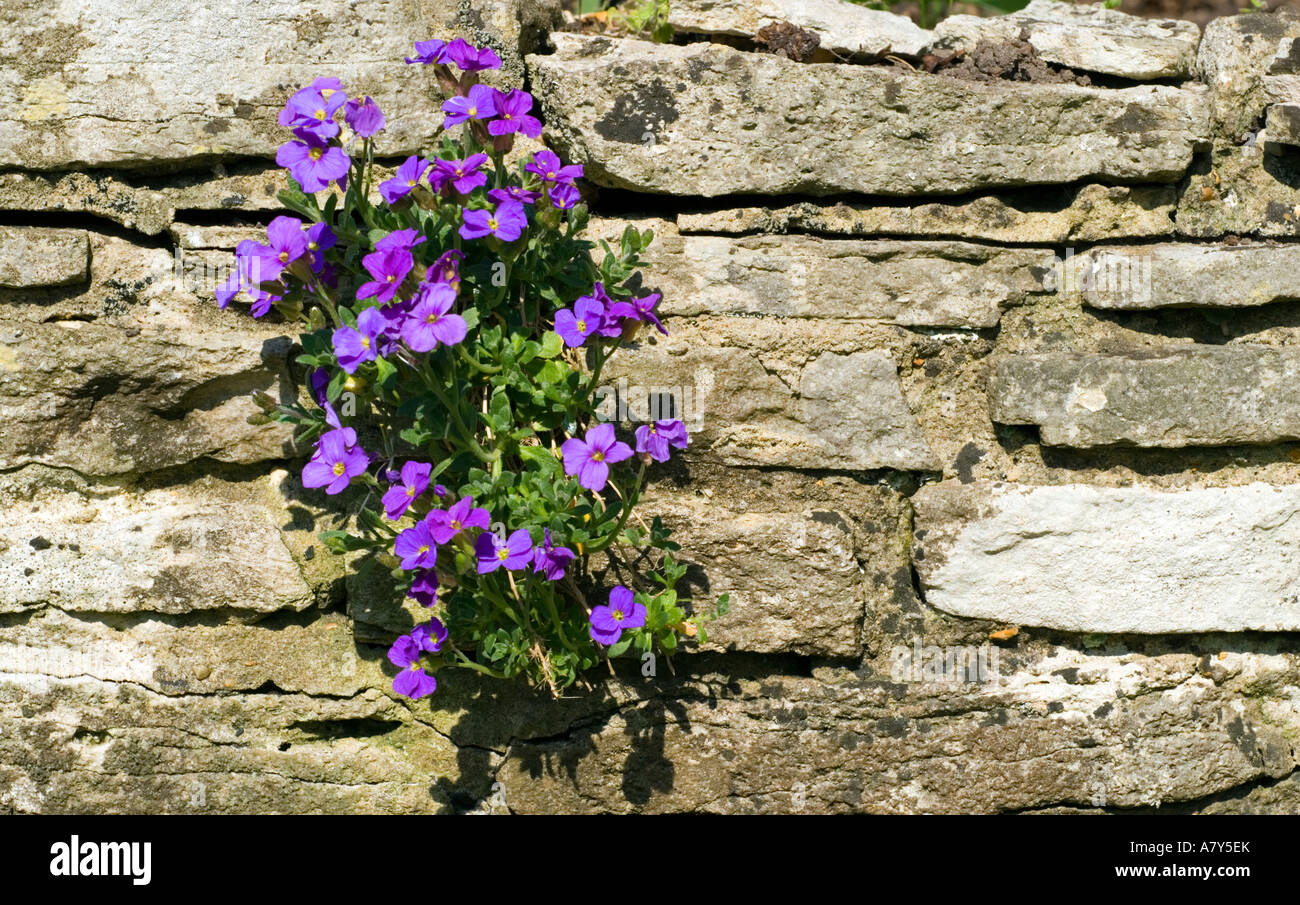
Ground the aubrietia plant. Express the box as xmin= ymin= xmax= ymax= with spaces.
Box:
xmin=221 ymin=37 xmax=728 ymax=702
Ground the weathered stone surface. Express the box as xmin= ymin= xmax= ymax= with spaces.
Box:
xmin=1267 ymin=101 xmax=1300 ymax=146
xmin=1197 ymin=12 xmax=1300 ymax=141
xmin=0 ymin=172 xmax=174 ymax=235
xmin=0 ymin=227 xmax=88 ymax=288
xmin=993 ymin=346 xmax=1300 ymax=448
xmin=1175 ymin=146 xmax=1300 ymax=237
xmin=498 ymin=655 xmax=1300 ymax=813
xmin=1058 ymin=242 xmax=1300 ymax=309
xmin=530 ymin=34 xmax=1210 ymax=197
xmin=0 ymin=316 xmax=294 ymax=475
xmin=643 ymin=492 xmax=865 ymax=656
xmin=0 ymin=0 xmax=560 ymax=170
xmin=933 ymin=0 xmax=1201 ymax=80
xmin=601 ymin=328 xmax=939 ymax=471
xmin=676 ymin=184 xmax=1178 ymax=244
xmin=0 ymin=471 xmax=330 ymax=617
xmin=594 ymin=217 xmax=1049 ymax=328
xmin=0 ymin=676 xmax=457 ymax=814
xmin=668 ymin=0 xmax=931 ymax=57
xmin=0 ymin=608 xmax=372 ymax=698
xmin=914 ymin=481 xmax=1300 ymax=633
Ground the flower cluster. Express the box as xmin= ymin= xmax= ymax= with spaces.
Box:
xmin=228 ymin=39 xmax=727 ymax=703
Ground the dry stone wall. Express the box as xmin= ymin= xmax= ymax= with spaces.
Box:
xmin=4 ymin=0 xmax=1300 ymax=814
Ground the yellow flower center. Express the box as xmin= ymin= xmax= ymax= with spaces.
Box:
xmin=546 ymin=171 xmax=556 ymax=179
xmin=418 ymin=545 xmax=429 ymax=555
xmin=450 ymin=519 xmax=461 ymax=530
xmin=278 ymin=251 xmax=289 ymax=263
xmin=496 ymin=548 xmax=509 ymax=561
xmin=612 ymin=609 xmax=624 ymax=621
xmin=591 ymin=451 xmax=604 ymax=462
xmin=487 ymin=218 xmax=499 ymax=231
xmin=314 ymin=109 xmax=327 ymax=121
xmin=386 ymin=274 xmax=396 ymax=283
xmin=332 ymin=462 xmax=346 ymax=476
xmin=405 ymin=486 xmax=415 ymax=497
xmin=308 ymin=147 xmax=323 ymax=161
xmin=360 ymin=337 xmax=370 ymax=349
xmin=575 ymin=320 xmax=586 ymax=333
xmin=467 ymin=106 xmax=477 ymax=117
xmin=426 ymin=313 xmax=440 ymax=325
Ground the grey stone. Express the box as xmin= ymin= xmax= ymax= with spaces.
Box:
xmin=0 ymin=227 xmax=88 ymax=288
xmin=676 ymin=184 xmax=1179 ymax=244
xmin=1267 ymin=102 xmax=1300 ymax=146
xmin=1196 ymin=13 xmax=1300 ymax=141
xmin=601 ymin=328 xmax=939 ymax=471
xmin=0 ymin=0 xmax=559 ymax=170
xmin=1058 ymin=242 xmax=1300 ymax=310
xmin=529 ymin=34 xmax=1210 ymax=197
xmin=0 ymin=472 xmax=325 ymax=617
xmin=913 ymin=481 xmax=1300 ymax=633
xmin=932 ymin=0 xmax=1201 ymax=80
xmin=497 ymin=656 xmax=1300 ymax=813
xmin=643 ymin=491 xmax=867 ymax=656
xmin=592 ymin=217 xmax=1050 ymax=328
xmin=992 ymin=346 xmax=1300 ymax=448
xmin=1175 ymin=146 xmax=1300 ymax=238
xmin=668 ymin=0 xmax=932 ymax=57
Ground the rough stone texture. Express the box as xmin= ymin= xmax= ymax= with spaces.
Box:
xmin=1175 ymin=145 xmax=1300 ymax=237
xmin=530 ymin=34 xmax=1210 ymax=197
xmin=1197 ymin=12 xmax=1300 ymax=141
xmin=1061 ymin=242 xmax=1300 ymax=309
xmin=594 ymin=217 xmax=1049 ymax=328
xmin=932 ymin=0 xmax=1201 ymax=81
xmin=0 ymin=471 xmax=332 ymax=618
xmin=676 ymin=184 xmax=1179 ymax=244
xmin=914 ymin=481 xmax=1300 ymax=633
xmin=602 ymin=326 xmax=939 ymax=471
xmin=498 ymin=656 xmax=1300 ymax=813
xmin=0 ymin=316 xmax=294 ymax=475
xmin=0 ymin=227 xmax=89 ymax=288
xmin=667 ymin=0 xmax=932 ymax=58
xmin=8 ymin=7 xmax=1300 ymax=816
xmin=0 ymin=0 xmax=560 ymax=170
xmin=993 ymin=346 xmax=1300 ymax=448
xmin=1267 ymin=101 xmax=1300 ymax=145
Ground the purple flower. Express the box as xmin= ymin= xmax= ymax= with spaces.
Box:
xmin=382 ymin=460 xmax=432 ymax=520
xmin=388 ymin=634 xmax=437 ymax=699
xmin=401 ymin=281 xmax=467 ymax=352
xmin=266 ymin=216 xmax=309 ymax=269
xmin=629 ymin=292 xmax=667 ymax=335
xmin=302 ymin=429 xmax=369 ymax=495
xmin=635 ymin=419 xmax=689 ymax=463
xmin=446 ymin=38 xmax=502 ymax=72
xmin=379 ymin=156 xmax=430 ymax=205
xmin=412 ymin=618 xmax=448 ymax=653
xmin=309 ymin=368 xmax=330 ymax=406
xmin=525 ymin=150 xmax=583 ymax=186
xmin=561 ymin=423 xmax=633 ymax=492
xmin=395 ymin=520 xmax=438 ymax=571
xmin=488 ymin=186 xmax=540 ymax=205
xmin=488 ymin=89 xmax=542 ymax=139
xmin=442 ymin=84 xmax=498 ymax=128
xmin=554 ymin=295 xmax=604 ymax=348
xmin=344 ymin=95 xmax=386 ymax=137
xmin=532 ymin=530 xmax=575 ymax=582
xmin=278 ymin=86 xmax=347 ymax=139
xmin=356 ymin=248 xmax=414 ymax=304
xmin=276 ymin=129 xmax=351 ymax=194
xmin=434 ymin=154 xmax=489 ymax=195
xmin=408 ymin=570 xmax=439 ymax=607
xmin=589 ymin=586 xmax=646 ymax=645
xmin=475 ymin=529 xmax=533 ymax=574
xmin=588 ymin=284 xmax=636 ymax=338
xmin=429 ymin=249 xmax=464 ymax=292
xmin=459 ymin=199 xmax=527 ymax=242
xmin=406 ymin=39 xmax=450 ymax=65
xmin=304 ymin=222 xmax=337 ymax=271
xmin=426 ymin=495 xmax=491 ymax=544
xmin=374 ymin=228 xmax=427 ymax=255
xmin=548 ymin=181 xmax=580 ymax=211
xmin=332 ymin=306 xmax=386 ymax=374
